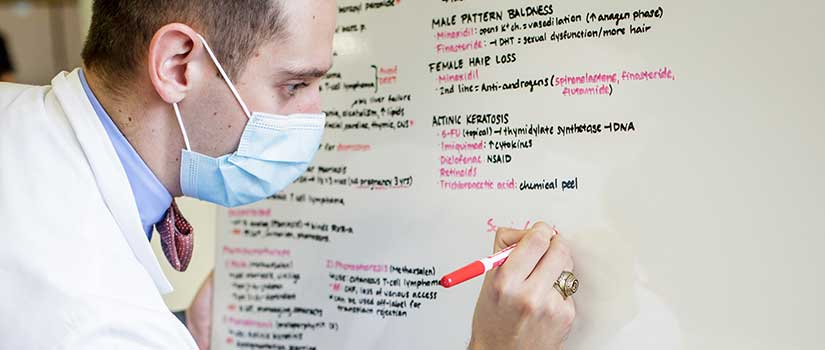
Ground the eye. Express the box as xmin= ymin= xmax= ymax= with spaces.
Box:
xmin=285 ymin=82 xmax=310 ymax=97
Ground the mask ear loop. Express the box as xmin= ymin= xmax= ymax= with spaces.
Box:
xmin=174 ymin=33 xmax=251 ymax=152
xmin=173 ymin=102 xmax=192 ymax=151
xmin=196 ymin=33 xmax=252 ymax=119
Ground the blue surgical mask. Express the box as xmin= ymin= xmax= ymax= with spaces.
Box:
xmin=173 ymin=34 xmax=325 ymax=207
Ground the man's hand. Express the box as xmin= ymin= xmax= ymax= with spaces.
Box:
xmin=187 ymin=271 xmax=214 ymax=350
xmin=469 ymin=222 xmax=576 ymax=350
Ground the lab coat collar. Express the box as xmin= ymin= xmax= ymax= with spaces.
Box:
xmin=50 ymin=69 xmax=174 ymax=294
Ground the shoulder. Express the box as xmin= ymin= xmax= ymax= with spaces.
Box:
xmin=0 ymin=82 xmax=51 ymax=113
xmin=0 ymin=81 xmax=90 ymax=209
xmin=0 ymin=82 xmax=75 ymax=159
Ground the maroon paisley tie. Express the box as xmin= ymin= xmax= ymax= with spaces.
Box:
xmin=155 ymin=200 xmax=194 ymax=271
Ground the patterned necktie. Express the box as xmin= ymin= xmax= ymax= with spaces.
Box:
xmin=155 ymin=199 xmax=194 ymax=271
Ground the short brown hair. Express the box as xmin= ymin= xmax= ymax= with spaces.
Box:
xmin=82 ymin=0 xmax=284 ymax=92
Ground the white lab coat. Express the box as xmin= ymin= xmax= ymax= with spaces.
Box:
xmin=0 ymin=70 xmax=198 ymax=349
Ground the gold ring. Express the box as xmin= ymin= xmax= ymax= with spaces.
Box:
xmin=553 ymin=271 xmax=578 ymax=300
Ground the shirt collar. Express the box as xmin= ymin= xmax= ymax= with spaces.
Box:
xmin=78 ymin=69 xmax=172 ymax=240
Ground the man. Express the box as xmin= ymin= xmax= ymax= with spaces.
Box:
xmin=0 ymin=1 xmax=576 ymax=349
xmin=0 ymin=31 xmax=14 ymax=82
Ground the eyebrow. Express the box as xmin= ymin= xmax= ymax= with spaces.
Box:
xmin=282 ymin=63 xmax=334 ymax=78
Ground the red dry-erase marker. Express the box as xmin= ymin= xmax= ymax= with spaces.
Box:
xmin=440 ymin=227 xmax=559 ymax=288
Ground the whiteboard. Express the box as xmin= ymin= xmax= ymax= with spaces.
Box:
xmin=211 ymin=1 xmax=825 ymax=349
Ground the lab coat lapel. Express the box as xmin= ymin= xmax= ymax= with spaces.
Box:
xmin=50 ymin=69 xmax=174 ymax=294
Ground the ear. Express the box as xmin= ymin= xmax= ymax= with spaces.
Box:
xmin=147 ymin=23 xmax=205 ymax=104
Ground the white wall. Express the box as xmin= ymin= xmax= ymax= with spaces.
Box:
xmin=0 ymin=2 xmax=83 ymax=85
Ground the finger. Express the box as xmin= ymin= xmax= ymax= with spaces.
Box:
xmin=528 ymin=235 xmax=575 ymax=295
xmin=493 ymin=227 xmax=527 ymax=252
xmin=496 ymin=222 xmax=557 ymax=282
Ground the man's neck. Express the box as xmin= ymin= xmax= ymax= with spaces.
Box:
xmin=84 ymin=68 xmax=185 ymax=196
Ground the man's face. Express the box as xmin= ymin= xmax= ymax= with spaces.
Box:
xmin=184 ymin=0 xmax=335 ymax=158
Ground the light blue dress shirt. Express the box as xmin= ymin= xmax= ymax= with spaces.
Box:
xmin=79 ymin=69 xmax=172 ymax=240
